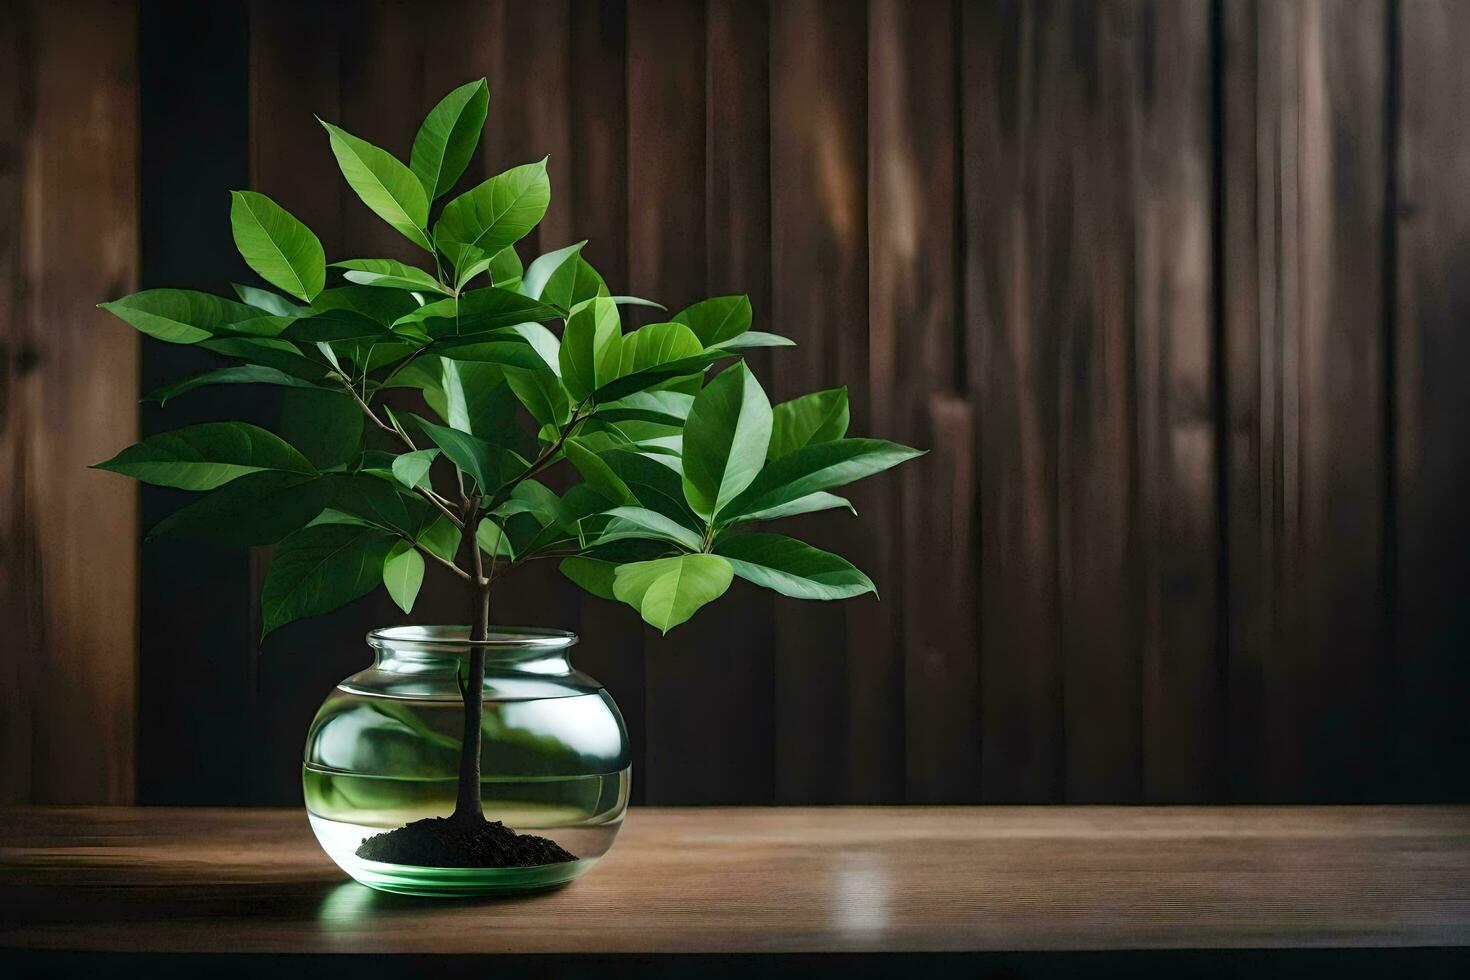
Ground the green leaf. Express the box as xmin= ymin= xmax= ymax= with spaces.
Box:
xmin=713 ymin=331 xmax=795 ymax=352
xmin=332 ymin=258 xmax=452 ymax=294
xmin=560 ymin=556 xmax=618 ymax=601
xmin=233 ymin=283 xmax=306 ymax=316
xmin=409 ymin=78 xmax=489 ymax=201
xmin=520 ymin=241 xmax=585 ymax=302
xmin=559 ymin=296 xmax=623 ymax=402
xmin=504 ymin=321 xmax=561 ymax=373
xmin=410 ymin=414 xmax=525 ymax=494
xmin=435 ymin=160 xmax=551 ymax=286
xmin=200 ymin=337 xmax=332 ymax=384
xmin=93 ymin=422 xmax=315 ymax=490
xmin=395 ymin=287 xmax=559 ymax=339
xmin=589 ymin=351 xmax=721 ymax=403
xmin=144 ymin=364 xmax=323 ymax=405
xmin=612 ymin=554 xmax=734 ymax=633
xmin=491 ymin=479 xmax=567 ymax=531
xmin=436 ymin=359 xmax=518 ymax=440
xmin=521 ymin=249 xmax=608 ymax=313
xmin=488 ymin=245 xmax=524 ymax=285
xmin=437 ymin=340 xmax=550 ymax=373
xmin=736 ymin=490 xmax=855 ymax=523
xmin=327 ymin=473 xmax=434 ymax=536
xmin=599 ymin=506 xmax=703 ymax=551
xmin=310 ymin=285 xmax=423 ymax=326
xmin=504 ymin=365 xmax=569 ymax=428
xmin=320 ymin=119 xmax=432 ymax=251
xmin=383 ymin=540 xmax=426 ymax=614
xmin=600 ymin=448 xmax=701 ymax=528
xmin=673 ymin=295 xmax=751 ymax=346
xmin=148 ymin=471 xmax=330 ymax=546
xmin=99 ymin=289 xmax=279 ymax=345
xmin=721 ymin=438 xmax=924 ymax=522
xmin=417 ymin=514 xmax=462 ymax=563
xmin=769 ymin=387 xmax=849 ymax=459
xmin=476 ymin=517 xmax=515 ymax=559
xmin=617 ymin=321 xmax=703 ymax=377
xmin=260 ymin=523 xmax=396 ymax=637
xmin=593 ymin=390 xmax=694 ymax=426
xmin=714 ymin=532 xmax=875 ymax=600
xmin=610 ymin=295 xmax=667 ymax=310
xmin=280 ymin=388 xmax=364 ymax=469
xmin=229 ymin=190 xmax=325 ymax=302
xmin=564 ymin=439 xmax=635 ymax=505
xmin=681 ymin=362 xmax=772 ymax=521
xmin=391 ymin=448 xmax=439 ymax=490
xmin=281 ymin=309 xmax=393 ymax=343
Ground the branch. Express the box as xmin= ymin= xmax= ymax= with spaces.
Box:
xmin=417 ymin=485 xmax=466 ymax=530
xmin=489 ymin=407 xmax=589 ymax=509
xmin=336 ymin=375 xmax=465 ymax=530
xmin=413 ymin=539 xmax=472 ymax=582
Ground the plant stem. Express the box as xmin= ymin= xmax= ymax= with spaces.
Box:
xmin=452 ymin=495 xmax=489 ymax=824
xmin=336 ymin=377 xmax=465 ymax=529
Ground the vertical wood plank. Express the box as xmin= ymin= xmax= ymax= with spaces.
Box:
xmin=769 ymin=0 xmax=868 ymax=803
xmin=1395 ymin=0 xmax=1470 ymax=801
xmin=249 ymin=0 xmax=367 ymax=805
xmin=447 ymin=1 xmax=585 ymax=642
xmin=1052 ymin=2 xmax=1143 ymax=804
xmin=0 ymin=0 xmax=138 ymax=803
xmin=1226 ymin=0 xmax=1389 ymax=801
xmin=479 ymin=0 xmax=574 ymax=256
xmin=1220 ymin=0 xmax=1272 ymax=803
xmin=869 ymin=0 xmax=979 ymax=803
xmin=0 ymin=0 xmax=36 ymax=803
xmin=626 ymin=0 xmax=733 ymax=805
xmin=1134 ymin=0 xmax=1221 ymax=802
xmin=701 ymin=0 xmax=778 ymax=803
xmin=961 ymin=0 xmax=1064 ymax=802
xmin=136 ymin=0 xmax=253 ymax=804
xmin=249 ymin=0 xmax=343 ymax=259
xmin=569 ymin=0 xmax=629 ymax=287
xmin=563 ymin=0 xmax=648 ymax=804
xmin=337 ymin=1 xmax=429 ymax=265
xmin=1296 ymin=0 xmax=1389 ymax=801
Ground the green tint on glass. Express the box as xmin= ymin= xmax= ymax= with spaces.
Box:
xmin=302 ymin=627 xmax=631 ymax=896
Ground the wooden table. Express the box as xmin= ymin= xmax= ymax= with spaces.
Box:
xmin=2 ymin=806 xmax=1468 ymax=976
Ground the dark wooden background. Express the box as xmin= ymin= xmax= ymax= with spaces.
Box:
xmin=3 ymin=0 xmax=1467 ymax=807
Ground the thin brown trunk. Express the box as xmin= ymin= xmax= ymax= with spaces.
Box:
xmin=452 ymin=500 xmax=489 ymax=823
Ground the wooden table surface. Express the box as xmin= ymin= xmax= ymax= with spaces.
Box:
xmin=2 ymin=806 xmax=1468 ymax=960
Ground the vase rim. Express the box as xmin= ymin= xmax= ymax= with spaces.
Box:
xmin=366 ymin=625 xmax=578 ymax=652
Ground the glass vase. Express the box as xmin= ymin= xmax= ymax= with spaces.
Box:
xmin=303 ymin=625 xmax=630 ymax=896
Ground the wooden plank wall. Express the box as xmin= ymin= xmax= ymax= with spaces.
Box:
xmin=0 ymin=0 xmax=139 ymax=803
xmin=5 ymin=0 xmax=1468 ymax=804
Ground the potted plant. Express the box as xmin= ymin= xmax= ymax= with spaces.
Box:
xmin=95 ymin=79 xmax=921 ymax=896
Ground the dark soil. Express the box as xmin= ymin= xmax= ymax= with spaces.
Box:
xmin=355 ymin=816 xmax=578 ymax=869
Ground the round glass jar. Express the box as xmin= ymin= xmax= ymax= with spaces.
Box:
xmin=303 ymin=626 xmax=630 ymax=896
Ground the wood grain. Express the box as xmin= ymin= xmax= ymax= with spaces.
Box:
xmin=2 ymin=805 xmax=1468 ymax=955
xmin=247 ymin=1 xmax=408 ymax=805
xmin=562 ymin=0 xmax=650 ymax=806
xmin=0 ymin=0 xmax=138 ymax=804
xmin=9 ymin=0 xmax=1470 ymax=809
xmin=1394 ymin=0 xmax=1470 ymax=802
xmin=136 ymin=0 xmax=253 ymax=804
xmin=701 ymin=0 xmax=778 ymax=803
xmin=962 ymin=0 xmax=1064 ymax=802
xmin=868 ymin=0 xmax=979 ymax=803
xmin=769 ymin=0 xmax=868 ymax=804
xmin=1224 ymin=0 xmax=1390 ymax=802
xmin=1133 ymin=0 xmax=1221 ymax=803
xmin=625 ymin=0 xmax=746 ymax=807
